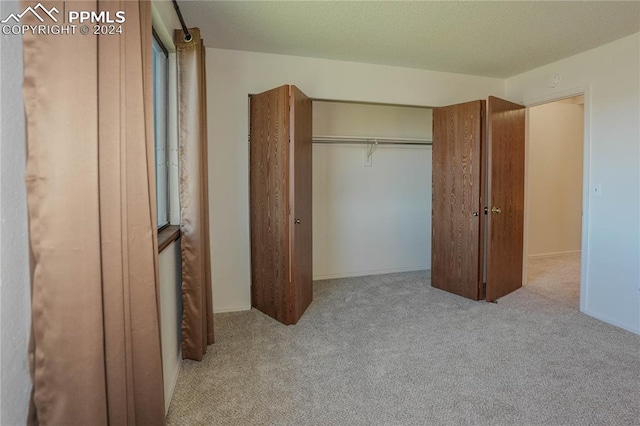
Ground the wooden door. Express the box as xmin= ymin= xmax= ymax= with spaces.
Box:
xmin=249 ymin=85 xmax=313 ymax=325
xmin=289 ymin=86 xmax=313 ymax=324
xmin=485 ymin=96 xmax=525 ymax=302
xmin=249 ymin=85 xmax=291 ymax=323
xmin=432 ymin=101 xmax=485 ymax=300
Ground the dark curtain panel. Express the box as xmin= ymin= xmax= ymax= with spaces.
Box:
xmin=175 ymin=28 xmax=214 ymax=361
xmin=23 ymin=1 xmax=165 ymax=424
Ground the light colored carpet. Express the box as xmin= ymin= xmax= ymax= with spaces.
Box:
xmin=167 ymin=254 xmax=640 ymax=425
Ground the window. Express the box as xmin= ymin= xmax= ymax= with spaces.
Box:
xmin=152 ymin=33 xmax=169 ymax=229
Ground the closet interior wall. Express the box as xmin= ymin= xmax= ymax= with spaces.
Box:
xmin=312 ymin=101 xmax=432 ymax=280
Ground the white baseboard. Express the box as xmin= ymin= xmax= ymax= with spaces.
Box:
xmin=313 ymin=265 xmax=429 ymax=281
xmin=582 ymin=307 xmax=640 ymax=335
xmin=528 ymin=250 xmax=581 ymax=259
xmin=213 ymin=305 xmax=252 ymax=314
xmin=165 ymin=350 xmax=182 ymax=415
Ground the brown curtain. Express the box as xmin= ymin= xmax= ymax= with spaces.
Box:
xmin=175 ymin=28 xmax=214 ymax=361
xmin=23 ymin=1 xmax=165 ymax=424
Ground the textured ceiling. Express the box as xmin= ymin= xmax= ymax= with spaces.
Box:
xmin=179 ymin=1 xmax=640 ymax=78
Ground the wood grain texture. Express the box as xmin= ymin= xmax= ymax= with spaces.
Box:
xmin=249 ymin=85 xmax=291 ymax=323
xmin=486 ymin=96 xmax=525 ymax=302
xmin=288 ymin=86 xmax=313 ymax=324
xmin=432 ymin=100 xmax=484 ymax=300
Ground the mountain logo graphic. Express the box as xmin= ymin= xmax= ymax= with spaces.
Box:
xmin=1 ymin=3 xmax=59 ymax=24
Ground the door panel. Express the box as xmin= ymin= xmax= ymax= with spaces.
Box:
xmin=486 ymin=96 xmax=525 ymax=302
xmin=289 ymin=86 xmax=313 ymax=324
xmin=432 ymin=101 xmax=485 ymax=300
xmin=249 ymin=85 xmax=291 ymax=323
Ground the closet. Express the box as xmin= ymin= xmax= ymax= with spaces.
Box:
xmin=249 ymin=84 xmax=525 ymax=326
xmin=312 ymin=101 xmax=432 ymax=281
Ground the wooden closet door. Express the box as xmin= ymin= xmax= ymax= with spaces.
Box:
xmin=485 ymin=96 xmax=525 ymax=302
xmin=249 ymin=85 xmax=291 ymax=323
xmin=289 ymin=86 xmax=313 ymax=324
xmin=432 ymin=100 xmax=485 ymax=300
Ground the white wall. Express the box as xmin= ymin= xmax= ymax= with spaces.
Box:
xmin=313 ymin=145 xmax=431 ymax=279
xmin=0 ymin=0 xmax=32 ymax=423
xmin=527 ymin=101 xmax=584 ymax=257
xmin=206 ymin=47 xmax=504 ymax=312
xmin=158 ymin=240 xmax=182 ymax=414
xmin=313 ymin=101 xmax=432 ymax=139
xmin=507 ymin=33 xmax=640 ymax=334
xmin=312 ymin=102 xmax=432 ymax=279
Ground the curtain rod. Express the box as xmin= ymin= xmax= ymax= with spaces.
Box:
xmin=171 ymin=0 xmax=192 ymax=42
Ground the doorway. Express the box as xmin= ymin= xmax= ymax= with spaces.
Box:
xmin=524 ymin=95 xmax=585 ymax=308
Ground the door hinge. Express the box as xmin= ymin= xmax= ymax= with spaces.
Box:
xmin=484 ymin=207 xmax=488 ymax=215
xmin=483 ymin=282 xmax=487 ymax=290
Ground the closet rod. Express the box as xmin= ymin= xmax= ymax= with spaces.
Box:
xmin=313 ymin=136 xmax=432 ymax=146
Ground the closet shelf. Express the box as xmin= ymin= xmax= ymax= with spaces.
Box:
xmin=312 ymin=135 xmax=432 ymax=146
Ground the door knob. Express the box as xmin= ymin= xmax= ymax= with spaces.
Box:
xmin=294 ymin=219 xmax=301 ymax=224
xmin=491 ymin=207 xmax=502 ymax=214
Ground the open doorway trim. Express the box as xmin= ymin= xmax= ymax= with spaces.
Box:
xmin=521 ymin=86 xmax=590 ymax=314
